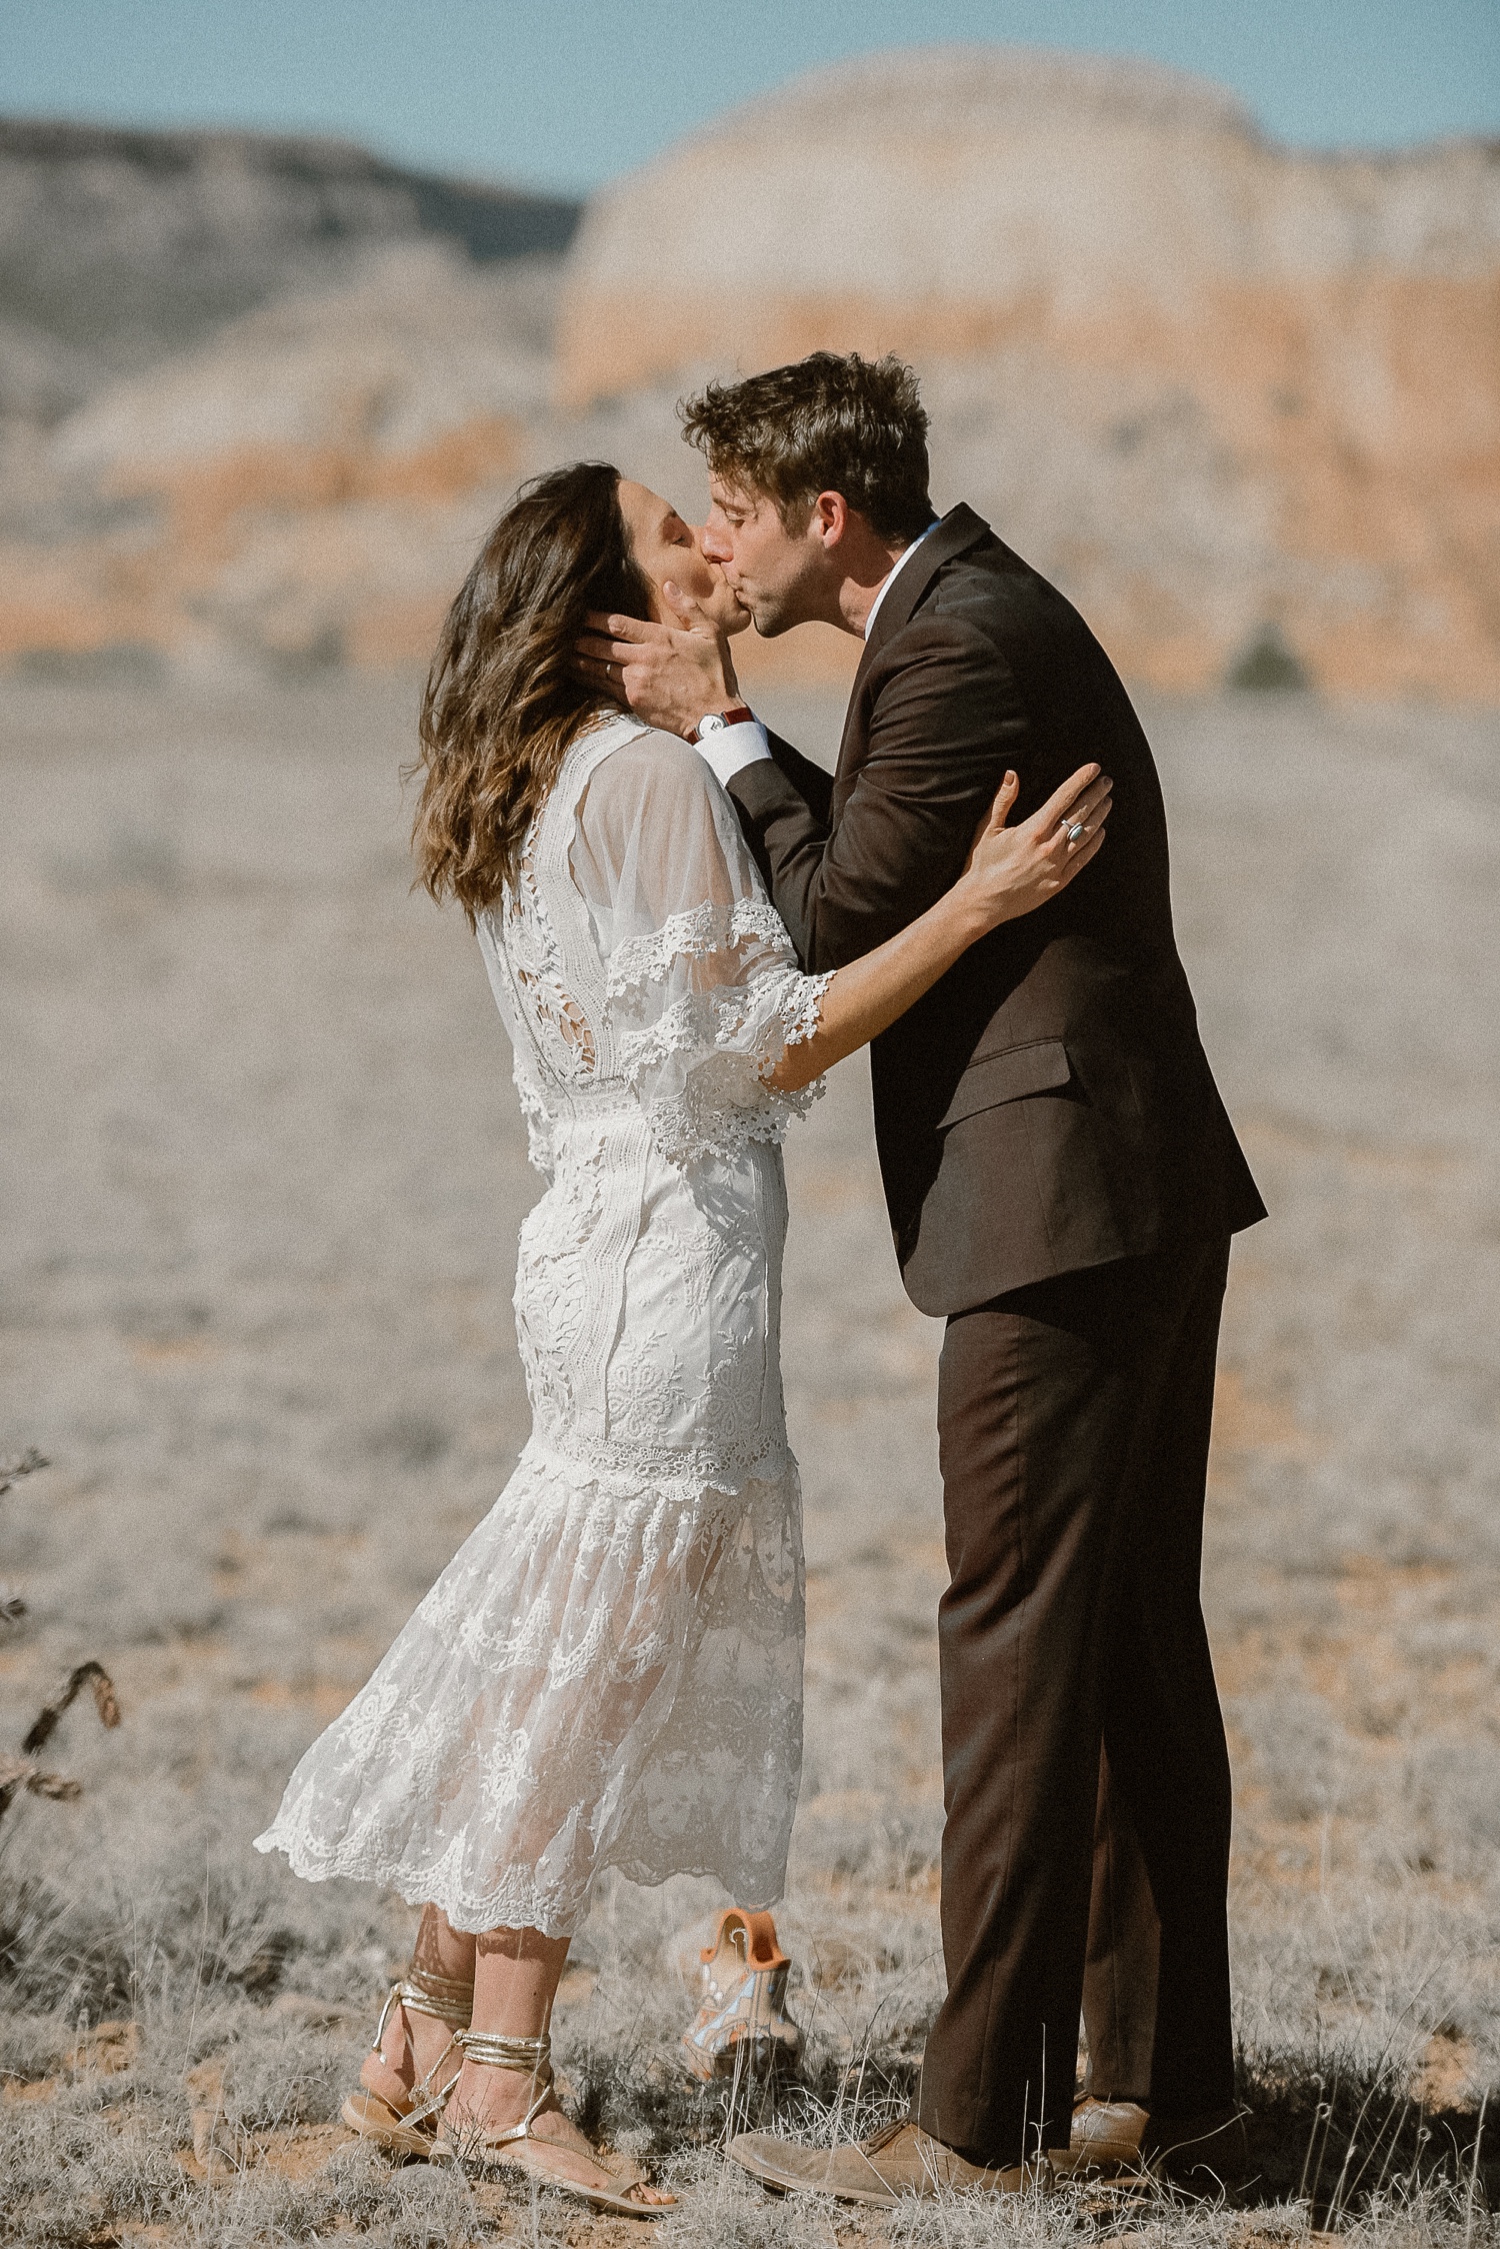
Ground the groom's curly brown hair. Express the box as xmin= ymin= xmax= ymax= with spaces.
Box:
xmin=680 ymin=351 xmax=934 ymax=544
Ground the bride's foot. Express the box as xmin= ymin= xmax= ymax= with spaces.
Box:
xmin=367 ymin=1996 xmax=461 ymax=2109
xmin=343 ymin=1971 xmax=472 ymax=2156
xmin=437 ymin=2033 xmax=674 ymax=2212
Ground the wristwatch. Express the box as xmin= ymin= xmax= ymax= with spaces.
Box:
xmin=689 ymin=704 xmax=754 ymax=745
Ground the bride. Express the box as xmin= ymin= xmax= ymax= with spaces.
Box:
xmin=255 ymin=461 xmax=1109 ymax=2212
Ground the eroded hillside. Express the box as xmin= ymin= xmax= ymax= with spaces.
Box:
xmin=1 ymin=55 xmax=1496 ymax=700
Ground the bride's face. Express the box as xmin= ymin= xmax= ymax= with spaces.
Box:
xmin=616 ymin=480 xmax=751 ymax=636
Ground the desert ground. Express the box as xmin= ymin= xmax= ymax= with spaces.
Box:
xmin=0 ymin=674 xmax=1496 ymax=2245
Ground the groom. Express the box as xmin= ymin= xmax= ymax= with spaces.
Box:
xmin=581 ymin=351 xmax=1265 ymax=2199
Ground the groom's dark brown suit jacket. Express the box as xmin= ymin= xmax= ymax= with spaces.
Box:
xmin=729 ymin=503 xmax=1265 ymax=1314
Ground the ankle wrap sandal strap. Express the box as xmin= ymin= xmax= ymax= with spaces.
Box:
xmin=370 ymin=1967 xmax=474 ymax=2059
xmin=383 ymin=2030 xmax=463 ymax=2139
xmin=455 ymin=2029 xmax=551 ymax=2074
xmin=436 ymin=2030 xmax=666 ymax=2213
xmin=393 ymin=1966 xmax=475 ymax=2029
xmin=371 ymin=1971 xmax=472 ymax=2127
xmin=453 ymin=2029 xmax=554 ymax=2141
xmin=349 ymin=1975 xmax=470 ymax=2152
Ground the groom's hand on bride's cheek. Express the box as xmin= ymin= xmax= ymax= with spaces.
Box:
xmin=577 ymin=605 xmax=737 ymax=741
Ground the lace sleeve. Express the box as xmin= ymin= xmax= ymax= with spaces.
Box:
xmin=570 ymin=733 xmax=832 ymax=1167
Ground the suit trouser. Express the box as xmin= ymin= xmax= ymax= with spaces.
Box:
xmin=914 ymin=1235 xmax=1235 ymax=2166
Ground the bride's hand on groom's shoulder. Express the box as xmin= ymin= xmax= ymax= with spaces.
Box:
xmin=960 ymin=763 xmax=1113 ymax=928
xmin=576 ymin=587 xmax=738 ymax=740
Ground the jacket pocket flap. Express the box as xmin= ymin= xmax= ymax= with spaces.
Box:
xmin=937 ymin=1038 xmax=1071 ymax=1129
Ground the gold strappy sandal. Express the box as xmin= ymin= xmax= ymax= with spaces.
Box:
xmin=432 ymin=2029 xmax=673 ymax=2217
xmin=341 ymin=1966 xmax=471 ymax=2157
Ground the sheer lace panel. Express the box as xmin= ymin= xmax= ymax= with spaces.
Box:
xmin=501 ymin=835 xmax=597 ymax=1080
xmin=569 ymin=733 xmax=833 ymax=1167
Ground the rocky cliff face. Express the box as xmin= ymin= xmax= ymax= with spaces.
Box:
xmin=0 ymin=247 xmax=555 ymax=674
xmin=559 ymin=48 xmax=1500 ymax=699
xmin=0 ymin=121 xmax=583 ymax=677
xmin=0 ymin=118 xmax=580 ymax=425
xmin=1 ymin=62 xmax=1496 ymax=700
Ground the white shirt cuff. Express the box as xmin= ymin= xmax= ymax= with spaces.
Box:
xmin=696 ymin=718 xmax=772 ymax=788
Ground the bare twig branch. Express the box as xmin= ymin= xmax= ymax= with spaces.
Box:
xmin=22 ymin=1660 xmax=122 ymax=1756
xmin=24 ymin=1769 xmax=83 ymax=1802
xmin=0 ymin=1448 xmax=49 ymax=1496
xmin=0 ymin=1466 xmax=122 ymax=1821
xmin=0 ymin=1752 xmax=84 ymax=1818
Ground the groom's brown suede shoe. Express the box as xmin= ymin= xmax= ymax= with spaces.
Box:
xmin=728 ymin=2121 xmax=1047 ymax=2206
xmin=1056 ymin=2098 xmax=1247 ymax=2194
xmin=1052 ymin=2098 xmax=1151 ymax=2177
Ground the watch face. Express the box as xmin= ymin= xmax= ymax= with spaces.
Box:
xmin=698 ymin=713 xmax=725 ymax=735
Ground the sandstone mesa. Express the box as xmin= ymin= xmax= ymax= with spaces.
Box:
xmin=2 ymin=48 xmax=1497 ymax=700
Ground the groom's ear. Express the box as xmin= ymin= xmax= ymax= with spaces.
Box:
xmin=812 ymin=491 xmax=851 ymax=549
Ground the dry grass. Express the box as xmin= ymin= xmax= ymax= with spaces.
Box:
xmin=0 ymin=675 xmax=1496 ymax=2243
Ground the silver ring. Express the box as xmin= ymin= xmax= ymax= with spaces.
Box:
xmin=1066 ymin=821 xmax=1085 ymax=845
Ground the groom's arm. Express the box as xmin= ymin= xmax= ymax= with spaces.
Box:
xmin=759 ymin=731 xmax=835 ymax=828
xmin=696 ymin=718 xmax=833 ymax=832
xmin=731 ymin=616 xmax=1032 ymax=973
xmin=721 ymin=731 xmax=831 ymax=944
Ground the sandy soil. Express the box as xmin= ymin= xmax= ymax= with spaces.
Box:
xmin=1 ymin=675 xmax=1496 ymax=2238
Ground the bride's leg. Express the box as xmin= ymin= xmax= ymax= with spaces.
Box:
xmin=444 ymin=1923 xmax=565 ymax=2133
xmin=416 ymin=1904 xmax=478 ymax=1982
xmin=370 ymin=1905 xmax=477 ymax=2102
xmin=447 ymin=1924 xmax=673 ymax=2206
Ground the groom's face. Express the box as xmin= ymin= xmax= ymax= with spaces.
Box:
xmin=701 ymin=476 xmax=828 ymax=639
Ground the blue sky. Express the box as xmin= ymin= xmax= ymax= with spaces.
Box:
xmin=6 ymin=0 xmax=1499 ymax=194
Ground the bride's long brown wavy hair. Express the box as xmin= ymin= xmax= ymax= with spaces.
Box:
xmin=410 ymin=462 xmax=653 ymax=922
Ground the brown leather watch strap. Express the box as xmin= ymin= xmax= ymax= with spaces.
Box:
xmin=689 ymin=705 xmax=755 ymax=744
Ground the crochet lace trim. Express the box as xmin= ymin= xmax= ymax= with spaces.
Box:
xmin=605 ymin=898 xmax=792 ymax=996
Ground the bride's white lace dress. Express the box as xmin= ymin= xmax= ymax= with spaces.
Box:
xmin=255 ymin=716 xmax=832 ymax=1937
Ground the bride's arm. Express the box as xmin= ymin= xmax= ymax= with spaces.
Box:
xmin=765 ymin=764 xmax=1110 ymax=1093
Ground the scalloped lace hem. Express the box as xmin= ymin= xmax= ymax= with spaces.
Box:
xmin=251 ymin=1833 xmax=787 ymax=1940
xmin=774 ymin=967 xmax=835 ymax=1050
xmin=615 ymin=965 xmax=832 ymax=1167
xmin=617 ymin=967 xmax=829 ymax=1076
xmin=606 ymin=897 xmax=791 ymax=995
xmin=252 ymin=1430 xmax=803 ymax=1943
xmin=639 ymin=1081 xmax=825 ymax=1169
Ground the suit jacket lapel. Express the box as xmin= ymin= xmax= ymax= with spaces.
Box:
xmin=836 ymin=504 xmax=992 ymax=775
